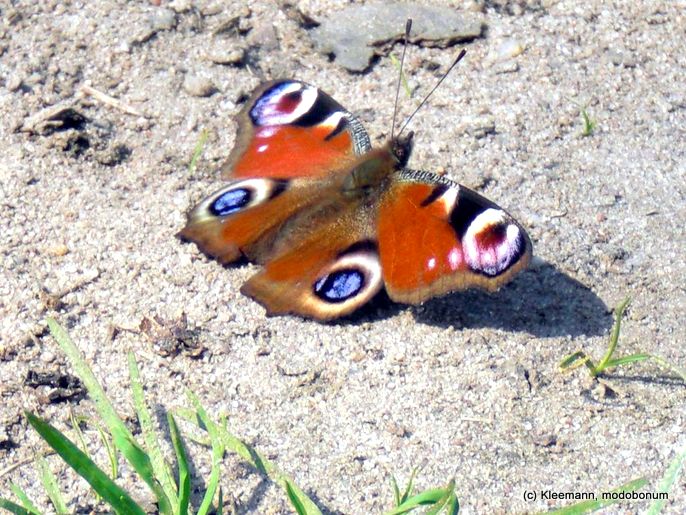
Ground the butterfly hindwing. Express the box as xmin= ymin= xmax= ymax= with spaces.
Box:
xmin=240 ymin=204 xmax=383 ymax=320
xmin=222 ymin=80 xmax=371 ymax=179
xmin=378 ymin=170 xmax=532 ymax=304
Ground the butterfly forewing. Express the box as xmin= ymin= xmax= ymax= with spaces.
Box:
xmin=377 ymin=170 xmax=532 ymax=304
xmin=221 ymin=80 xmax=371 ymax=179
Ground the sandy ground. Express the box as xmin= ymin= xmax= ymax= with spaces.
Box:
xmin=1 ymin=0 xmax=685 ymax=513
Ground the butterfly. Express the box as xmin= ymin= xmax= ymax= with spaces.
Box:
xmin=179 ymin=79 xmax=533 ymax=321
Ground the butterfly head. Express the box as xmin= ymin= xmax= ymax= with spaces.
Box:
xmin=390 ymin=131 xmax=414 ymax=169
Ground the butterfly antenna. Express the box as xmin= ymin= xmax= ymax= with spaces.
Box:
xmin=397 ymin=48 xmax=467 ymax=138
xmin=391 ymin=19 xmax=412 ymax=141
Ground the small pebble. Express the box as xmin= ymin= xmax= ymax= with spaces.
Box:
xmin=40 ymin=351 xmax=57 ymax=363
xmin=183 ymin=74 xmax=217 ymax=97
xmin=150 ymin=8 xmax=177 ymax=32
xmin=497 ymin=38 xmax=525 ymax=60
xmin=207 ymin=45 xmax=245 ymax=65
xmin=492 ymin=61 xmax=519 ymax=74
xmin=45 ymin=244 xmax=69 ymax=257
xmin=247 ymin=22 xmax=279 ymax=51
xmin=7 ymin=74 xmax=23 ymax=92
xmin=169 ymin=0 xmax=192 ymax=13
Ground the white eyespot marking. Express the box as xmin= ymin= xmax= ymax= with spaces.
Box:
xmin=448 ymin=247 xmax=462 ymax=270
xmin=251 ymin=82 xmax=319 ymax=126
xmin=257 ymin=144 xmax=269 ymax=153
xmin=463 ymin=208 xmax=523 ymax=277
xmin=427 ymin=257 xmax=437 ymax=271
xmin=305 ymin=249 xmax=382 ymax=317
xmin=257 ymin=127 xmax=278 ymax=138
xmin=192 ymin=178 xmax=285 ymax=221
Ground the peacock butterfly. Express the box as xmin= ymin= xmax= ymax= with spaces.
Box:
xmin=179 ymin=69 xmax=532 ymax=321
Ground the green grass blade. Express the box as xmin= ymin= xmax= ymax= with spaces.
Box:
xmin=0 ymin=497 xmax=35 ymax=515
xmin=68 ymin=411 xmax=89 ymax=458
xmin=385 ymin=487 xmax=449 ymax=515
xmin=559 ymin=351 xmax=592 ymax=371
xmin=47 ymin=319 xmax=134 ymax=441
xmin=176 ymin=398 xmax=323 ymax=515
xmin=646 ymin=442 xmax=686 ymax=515
xmin=188 ymin=128 xmax=209 ymax=175
xmin=96 ymin=423 xmax=118 ymax=481
xmin=215 ymin=418 xmax=322 ymax=515
xmin=604 ymin=353 xmax=652 ymax=368
xmin=8 ymin=484 xmax=39 ymax=515
xmin=167 ymin=413 xmax=190 ymax=515
xmin=47 ymin=319 xmax=172 ymax=513
xmin=389 ymin=53 xmax=411 ymax=98
xmin=189 ymin=392 xmax=224 ymax=515
xmin=580 ymin=109 xmax=596 ymax=137
xmin=109 ymin=426 xmax=172 ymax=513
xmin=604 ymin=353 xmax=685 ymax=381
xmin=425 ymin=480 xmax=457 ymax=515
xmin=446 ymin=493 xmax=459 ymax=514
xmin=70 ymin=413 xmax=118 ymax=480
xmin=401 ymin=467 xmax=420 ymax=504
xmin=546 ymin=476 xmax=647 ymax=514
xmin=285 ymin=479 xmax=308 ymax=515
xmin=36 ymin=454 xmax=68 ymax=513
xmin=25 ymin=412 xmax=146 ymax=515
xmin=128 ymin=353 xmax=178 ymax=506
xmin=391 ymin=475 xmax=401 ymax=506
xmin=594 ymin=297 xmax=630 ymax=374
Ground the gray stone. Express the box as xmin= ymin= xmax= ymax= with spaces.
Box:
xmin=310 ymin=2 xmax=483 ymax=72
xmin=182 ymin=74 xmax=217 ymax=97
xmin=149 ymin=8 xmax=177 ymax=32
xmin=207 ymin=45 xmax=245 ymax=65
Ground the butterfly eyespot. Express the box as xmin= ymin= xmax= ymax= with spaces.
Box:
xmin=250 ymin=82 xmax=317 ymax=126
xmin=210 ymin=188 xmax=252 ymax=216
xmin=198 ymin=178 xmax=289 ymax=220
xmin=463 ymin=208 xmax=525 ymax=277
xmin=305 ymin=247 xmax=383 ymax=315
xmin=314 ymin=269 xmax=365 ymax=303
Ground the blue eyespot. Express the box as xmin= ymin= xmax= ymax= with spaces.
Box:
xmin=210 ymin=188 xmax=251 ymax=216
xmin=314 ymin=269 xmax=364 ymax=303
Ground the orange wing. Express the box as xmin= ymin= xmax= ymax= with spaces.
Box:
xmin=222 ymin=80 xmax=371 ymax=179
xmin=378 ymin=171 xmax=532 ymax=304
xmin=240 ymin=205 xmax=382 ymax=320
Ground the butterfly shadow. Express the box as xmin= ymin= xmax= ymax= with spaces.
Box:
xmin=344 ymin=262 xmax=612 ymax=338
xmin=414 ymin=263 xmax=611 ymax=337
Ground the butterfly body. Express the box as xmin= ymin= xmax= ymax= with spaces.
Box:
xmin=179 ymin=80 xmax=532 ymax=320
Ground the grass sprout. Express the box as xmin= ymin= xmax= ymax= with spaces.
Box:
xmin=385 ymin=475 xmax=458 ymax=515
xmin=188 ymin=128 xmax=209 ymax=175
xmin=389 ymin=53 xmax=412 ymax=99
xmin=559 ymin=297 xmax=686 ymax=382
xmin=580 ymin=108 xmax=596 ymax=137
